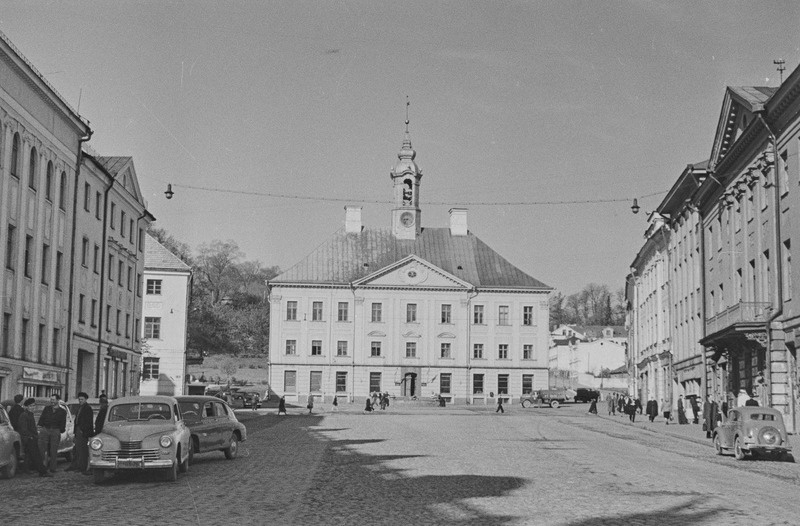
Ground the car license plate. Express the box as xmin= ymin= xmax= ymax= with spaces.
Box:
xmin=116 ymin=457 xmax=144 ymax=469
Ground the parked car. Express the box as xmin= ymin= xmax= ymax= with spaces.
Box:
xmin=231 ymin=386 xmax=268 ymax=408
xmin=574 ymin=388 xmax=600 ymax=403
xmin=520 ymin=389 xmax=573 ymax=409
xmin=712 ymin=406 xmax=793 ymax=461
xmin=0 ymin=405 xmax=21 ymax=479
xmin=88 ymin=396 xmax=191 ymax=484
xmin=176 ymin=396 xmax=247 ymax=461
xmin=1 ymin=397 xmax=74 ymax=461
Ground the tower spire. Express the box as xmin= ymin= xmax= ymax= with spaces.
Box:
xmin=405 ymin=95 xmax=410 ymax=133
xmin=391 ymin=97 xmax=422 ymax=240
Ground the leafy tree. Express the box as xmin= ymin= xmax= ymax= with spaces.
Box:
xmin=195 ymin=239 xmax=244 ymax=304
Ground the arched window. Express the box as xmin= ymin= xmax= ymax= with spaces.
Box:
xmin=59 ymin=171 xmax=67 ymax=210
xmin=46 ymin=161 xmax=54 ymax=200
xmin=28 ymin=147 xmax=37 ymax=189
xmin=10 ymin=133 xmax=20 ymax=177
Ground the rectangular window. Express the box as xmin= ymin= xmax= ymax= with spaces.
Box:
xmin=523 ymin=344 xmax=533 ymax=360
xmin=441 ymin=304 xmax=451 ymax=324
xmin=127 ymin=266 xmax=132 ymax=291
xmin=780 ymin=150 xmax=789 ymax=197
xmin=120 ymin=211 xmax=126 ymax=237
xmin=144 ymin=316 xmax=161 ymax=339
xmin=91 ymin=300 xmax=97 ymax=327
xmin=370 ymin=341 xmax=381 ymax=357
xmin=522 ymin=374 xmax=533 ymax=394
xmin=142 ymin=357 xmax=160 ymax=380
xmin=310 ymin=371 xmax=322 ymax=392
xmin=523 ymin=306 xmax=534 ymax=326
xmin=285 ymin=340 xmax=296 ymax=355
xmin=24 ymin=235 xmax=33 ymax=278
xmin=369 ymin=372 xmax=382 ymax=393
xmin=498 ymin=344 xmax=508 ymax=359
xmin=473 ymin=305 xmax=484 ymax=324
xmin=284 ymin=371 xmax=297 ymax=393
xmin=473 ymin=343 xmax=484 ymax=359
xmin=371 ymin=303 xmax=382 ymax=322
xmin=93 ymin=245 xmax=100 ymax=274
xmin=440 ymin=373 xmax=451 ymax=394
xmin=337 ymin=341 xmax=348 ymax=356
xmin=335 ymin=372 xmax=347 ymax=392
xmin=118 ymin=261 xmax=124 ymax=284
xmin=78 ymin=294 xmax=85 ymax=323
xmin=2 ymin=313 xmax=10 ymax=356
xmin=784 ymin=240 xmax=792 ymax=301
xmin=55 ymin=252 xmax=63 ymax=290
xmin=116 ymin=309 xmax=121 ymax=335
xmin=135 ymin=318 xmax=140 ymax=342
xmin=108 ymin=255 xmax=114 ymax=280
xmin=498 ymin=305 xmax=509 ymax=325
xmin=21 ymin=318 xmax=28 ymax=357
xmin=405 ymin=342 xmax=416 ymax=358
xmin=40 ymin=244 xmax=49 ymax=284
xmin=406 ymin=303 xmax=417 ymax=323
xmin=38 ymin=323 xmax=46 ymax=361
xmin=106 ymin=305 xmax=112 ymax=332
xmin=79 ymin=237 xmax=88 ymax=268
xmin=110 ymin=202 xmax=116 ymax=229
xmin=138 ymin=228 xmax=144 ymax=252
xmin=58 ymin=173 xmax=66 ymax=210
xmin=311 ymin=340 xmax=322 ymax=356
xmin=84 ymin=182 xmax=91 ymax=211
xmin=440 ymin=342 xmax=451 ymax=359
xmin=95 ymin=191 xmax=102 ymax=219
xmin=286 ymin=301 xmax=297 ymax=320
xmin=312 ymin=301 xmax=323 ymax=321
xmin=6 ymin=225 xmax=16 ymax=269
xmin=146 ymin=279 xmax=162 ymax=295
xmin=129 ymin=219 xmax=134 ymax=243
xmin=137 ymin=273 xmax=142 ymax=297
xmin=52 ymin=328 xmax=60 ymax=359
xmin=497 ymin=374 xmax=509 ymax=395
xmin=473 ymin=374 xmax=484 ymax=394
xmin=337 ymin=302 xmax=348 ymax=322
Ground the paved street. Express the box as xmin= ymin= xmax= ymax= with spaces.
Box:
xmin=2 ymin=403 xmax=800 ymax=526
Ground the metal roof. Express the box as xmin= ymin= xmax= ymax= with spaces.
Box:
xmin=145 ymin=234 xmax=191 ymax=272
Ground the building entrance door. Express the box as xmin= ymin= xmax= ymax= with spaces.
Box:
xmin=401 ymin=373 xmax=417 ymax=398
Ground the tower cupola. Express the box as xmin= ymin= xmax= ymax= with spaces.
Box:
xmin=391 ymin=105 xmax=422 ymax=240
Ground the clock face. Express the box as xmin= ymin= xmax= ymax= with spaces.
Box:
xmin=400 ymin=212 xmax=415 ymax=227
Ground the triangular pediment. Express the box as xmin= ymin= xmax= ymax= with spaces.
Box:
xmin=710 ymin=87 xmax=775 ymax=168
xmin=353 ymin=255 xmax=470 ymax=289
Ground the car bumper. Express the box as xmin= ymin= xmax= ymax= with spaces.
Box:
xmin=89 ymin=459 xmax=174 ymax=469
xmin=742 ymin=443 xmax=791 ymax=454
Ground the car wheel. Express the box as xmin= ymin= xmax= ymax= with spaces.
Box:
xmin=713 ymin=434 xmax=724 ymax=456
xmin=224 ymin=434 xmax=238 ymax=460
xmin=93 ymin=469 xmax=104 ymax=485
xmin=550 ymin=400 xmax=560 ymax=409
xmin=166 ymin=460 xmax=178 ymax=482
xmin=178 ymin=448 xmax=189 ymax=474
xmin=521 ymin=399 xmax=531 ymax=408
xmin=733 ymin=436 xmax=746 ymax=461
xmin=0 ymin=451 xmax=17 ymax=479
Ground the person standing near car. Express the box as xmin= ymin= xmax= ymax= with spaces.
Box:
xmin=8 ymin=393 xmax=24 ymax=431
xmin=19 ymin=398 xmax=52 ymax=477
xmin=38 ymin=394 xmax=66 ymax=472
xmin=94 ymin=394 xmax=109 ymax=435
xmin=67 ymin=392 xmax=93 ymax=474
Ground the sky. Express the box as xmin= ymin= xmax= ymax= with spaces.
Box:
xmin=2 ymin=1 xmax=799 ymax=295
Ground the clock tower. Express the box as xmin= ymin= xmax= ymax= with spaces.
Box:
xmin=391 ymin=119 xmax=422 ymax=240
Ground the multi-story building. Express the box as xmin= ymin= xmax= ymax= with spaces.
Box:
xmin=0 ymin=30 xmax=91 ymax=400
xmin=139 ymin=233 xmax=192 ymax=397
xmin=70 ymin=155 xmax=152 ymax=399
xmin=268 ymin=127 xmax=552 ymax=404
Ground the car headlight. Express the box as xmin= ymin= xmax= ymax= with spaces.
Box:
xmin=90 ymin=438 xmax=103 ymax=451
xmin=159 ymin=436 xmax=173 ymax=448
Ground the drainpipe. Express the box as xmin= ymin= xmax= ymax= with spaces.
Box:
xmin=465 ymin=286 xmax=478 ymax=404
xmin=695 ymin=200 xmax=708 ymax=403
xmin=65 ymin=128 xmax=93 ymax=399
xmin=350 ymin=283 xmax=357 ymax=405
xmin=757 ymin=113 xmax=782 ymax=409
xmin=95 ymin=168 xmax=117 ymax=394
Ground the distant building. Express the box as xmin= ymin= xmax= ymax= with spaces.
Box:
xmin=139 ymin=234 xmax=192 ymax=397
xmin=268 ymin=126 xmax=552 ymax=404
xmin=549 ymin=325 xmax=627 ymax=388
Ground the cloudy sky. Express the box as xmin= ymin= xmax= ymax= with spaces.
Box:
xmin=2 ymin=1 xmax=799 ymax=294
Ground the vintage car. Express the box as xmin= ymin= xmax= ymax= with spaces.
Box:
xmin=712 ymin=406 xmax=793 ymax=461
xmin=176 ymin=395 xmax=247 ymax=461
xmin=520 ymin=389 xmax=575 ymax=408
xmin=1 ymin=397 xmax=75 ymax=461
xmin=574 ymin=388 xmax=601 ymax=403
xmin=89 ymin=396 xmax=191 ymax=484
xmin=0 ymin=405 xmax=21 ymax=478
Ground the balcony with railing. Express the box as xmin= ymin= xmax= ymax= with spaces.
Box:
xmin=705 ymin=301 xmax=771 ymax=336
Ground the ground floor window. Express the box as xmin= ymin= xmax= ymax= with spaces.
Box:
xmin=142 ymin=357 xmax=159 ymax=380
xmin=370 ymin=372 xmax=381 ymax=393
xmin=310 ymin=370 xmax=322 ymax=392
xmin=284 ymin=370 xmax=297 ymax=393
xmin=497 ymin=374 xmax=509 ymax=395
xmin=336 ymin=371 xmax=347 ymax=392
xmin=473 ymin=374 xmax=484 ymax=394
xmin=440 ymin=373 xmax=451 ymax=394
xmin=522 ymin=374 xmax=533 ymax=394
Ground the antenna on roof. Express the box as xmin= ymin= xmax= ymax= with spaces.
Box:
xmin=774 ymin=59 xmax=786 ymax=84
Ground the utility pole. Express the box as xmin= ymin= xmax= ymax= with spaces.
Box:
xmin=774 ymin=59 xmax=786 ymax=84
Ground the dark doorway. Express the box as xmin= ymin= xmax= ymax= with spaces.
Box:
xmin=402 ymin=373 xmax=417 ymax=398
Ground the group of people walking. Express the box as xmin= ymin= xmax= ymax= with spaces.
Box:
xmin=364 ymin=392 xmax=390 ymax=412
xmin=6 ymin=391 xmax=108 ymax=477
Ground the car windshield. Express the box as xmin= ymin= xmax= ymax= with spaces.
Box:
xmin=749 ymin=413 xmax=775 ymax=421
xmin=108 ymin=403 xmax=172 ymax=422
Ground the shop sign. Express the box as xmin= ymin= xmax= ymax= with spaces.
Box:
xmin=108 ymin=348 xmax=128 ymax=360
xmin=23 ymin=367 xmax=59 ymax=383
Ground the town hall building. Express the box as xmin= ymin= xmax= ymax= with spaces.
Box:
xmin=267 ymin=126 xmax=552 ymax=405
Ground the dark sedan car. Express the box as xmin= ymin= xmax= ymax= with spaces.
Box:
xmin=176 ymin=396 xmax=247 ymax=462
xmin=713 ymin=406 xmax=793 ymax=461
xmin=574 ymin=388 xmax=600 ymax=403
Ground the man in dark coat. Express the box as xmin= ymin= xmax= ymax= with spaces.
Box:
xmin=38 ymin=394 xmax=67 ymax=472
xmin=94 ymin=394 xmax=109 ymax=435
xmin=8 ymin=393 xmax=24 ymax=431
xmin=19 ymin=398 xmax=52 ymax=476
xmin=67 ymin=392 xmax=93 ymax=474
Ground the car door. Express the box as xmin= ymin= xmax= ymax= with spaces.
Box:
xmin=720 ymin=409 xmax=738 ymax=448
xmin=213 ymin=401 xmax=234 ymax=449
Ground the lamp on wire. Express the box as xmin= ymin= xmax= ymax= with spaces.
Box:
xmin=164 ymin=184 xmax=174 ymax=200
xmin=630 ymin=198 xmax=640 ymax=214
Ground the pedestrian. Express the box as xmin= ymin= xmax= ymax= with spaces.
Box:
xmin=646 ymin=399 xmax=658 ymax=422
xmin=67 ymin=392 xmax=93 ymax=474
xmin=332 ymin=395 xmax=339 ymax=411
xmin=626 ymin=397 xmax=636 ymax=423
xmin=382 ymin=392 xmax=390 ymax=410
xmin=19 ymin=398 xmax=52 ymax=477
xmin=364 ymin=397 xmax=373 ymax=412
xmin=8 ymin=393 xmax=24 ymax=432
xmin=496 ymin=396 xmax=504 ymax=414
xmin=677 ymin=395 xmax=688 ymax=424
xmin=94 ymin=394 xmax=109 ymax=435
xmin=38 ymin=394 xmax=66 ymax=473
xmin=702 ymin=396 xmax=716 ymax=438
xmin=371 ymin=392 xmax=379 ymax=409
xmin=635 ymin=398 xmax=643 ymax=415
xmin=607 ymin=394 xmax=615 ymax=416
xmin=662 ymin=397 xmax=672 ymax=425
xmin=307 ymin=393 xmax=314 ymax=414
xmin=588 ymin=399 xmax=598 ymax=414
xmin=278 ymin=396 xmax=287 ymax=415
xmin=736 ymin=389 xmax=750 ymax=408
xmin=690 ymin=396 xmax=700 ymax=423
xmin=438 ymin=394 xmax=446 ymax=407
xmin=617 ymin=395 xmax=624 ymax=415
xmin=252 ymin=393 xmax=260 ymax=411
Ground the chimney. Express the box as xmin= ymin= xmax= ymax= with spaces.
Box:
xmin=345 ymin=206 xmax=362 ymax=233
xmin=449 ymin=208 xmax=468 ymax=236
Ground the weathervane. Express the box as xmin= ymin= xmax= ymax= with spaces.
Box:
xmin=774 ymin=59 xmax=786 ymax=84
